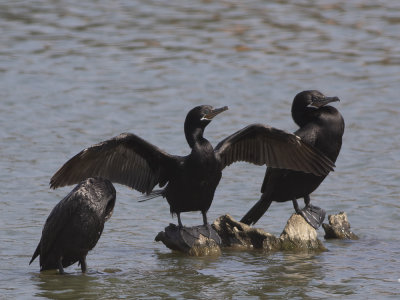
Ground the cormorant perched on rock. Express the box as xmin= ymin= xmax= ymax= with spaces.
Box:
xmin=30 ymin=177 xmax=116 ymax=274
xmin=49 ymin=105 xmax=334 ymax=227
xmin=240 ymin=91 xmax=345 ymax=229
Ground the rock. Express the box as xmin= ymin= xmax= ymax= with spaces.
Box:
xmin=212 ymin=214 xmax=281 ymax=251
xmin=213 ymin=214 xmax=325 ymax=252
xmin=322 ymin=212 xmax=359 ymax=240
xmin=279 ymin=214 xmax=326 ymax=251
xmin=155 ymin=224 xmax=221 ymax=256
xmin=157 ymin=213 xmax=329 ymax=255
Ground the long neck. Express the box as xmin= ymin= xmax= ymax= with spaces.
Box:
xmin=291 ymin=106 xmax=317 ymax=127
xmin=185 ymin=123 xmax=206 ymax=148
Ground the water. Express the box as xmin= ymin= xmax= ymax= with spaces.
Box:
xmin=1 ymin=0 xmax=400 ymax=298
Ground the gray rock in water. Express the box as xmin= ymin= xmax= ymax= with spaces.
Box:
xmin=279 ymin=214 xmax=326 ymax=251
xmin=156 ymin=213 xmax=328 ymax=255
xmin=155 ymin=224 xmax=221 ymax=256
xmin=212 ymin=214 xmax=281 ymax=251
xmin=213 ymin=214 xmax=326 ymax=252
xmin=322 ymin=212 xmax=359 ymax=240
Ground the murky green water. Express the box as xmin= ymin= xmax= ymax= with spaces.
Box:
xmin=1 ymin=0 xmax=400 ymax=298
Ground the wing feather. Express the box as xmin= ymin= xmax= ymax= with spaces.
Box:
xmin=215 ymin=124 xmax=334 ymax=176
xmin=50 ymin=133 xmax=177 ymax=193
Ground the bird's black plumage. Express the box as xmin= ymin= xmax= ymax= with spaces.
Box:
xmin=50 ymin=105 xmax=334 ymax=227
xmin=30 ymin=177 xmax=116 ymax=274
xmin=240 ymin=91 xmax=345 ymax=228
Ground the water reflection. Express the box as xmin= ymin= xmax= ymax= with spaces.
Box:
xmin=32 ymin=271 xmax=102 ymax=299
xmin=153 ymin=250 xmax=334 ymax=298
xmin=238 ymin=253 xmax=326 ymax=298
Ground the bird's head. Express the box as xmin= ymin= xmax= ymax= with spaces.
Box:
xmin=184 ymin=105 xmax=228 ymax=147
xmin=85 ymin=178 xmax=116 ymax=221
xmin=185 ymin=105 xmax=228 ymax=130
xmin=293 ymin=90 xmax=340 ymax=110
xmin=291 ymin=90 xmax=340 ymax=127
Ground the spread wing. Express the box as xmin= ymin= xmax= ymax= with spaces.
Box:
xmin=214 ymin=124 xmax=334 ymax=176
xmin=50 ymin=133 xmax=178 ymax=193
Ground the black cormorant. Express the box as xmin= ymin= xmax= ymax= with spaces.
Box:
xmin=30 ymin=177 xmax=116 ymax=274
xmin=240 ymin=91 xmax=345 ymax=229
xmin=49 ymin=105 xmax=334 ymax=227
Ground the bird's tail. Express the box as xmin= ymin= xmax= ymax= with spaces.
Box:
xmin=138 ymin=189 xmax=164 ymax=202
xmin=240 ymin=193 xmax=273 ymax=225
xmin=29 ymin=243 xmax=40 ymax=265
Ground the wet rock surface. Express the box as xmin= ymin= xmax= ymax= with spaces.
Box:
xmin=213 ymin=214 xmax=325 ymax=252
xmin=212 ymin=214 xmax=281 ymax=251
xmin=322 ymin=212 xmax=359 ymax=240
xmin=155 ymin=224 xmax=221 ymax=256
xmin=279 ymin=214 xmax=326 ymax=251
xmin=156 ymin=213 xmax=329 ymax=255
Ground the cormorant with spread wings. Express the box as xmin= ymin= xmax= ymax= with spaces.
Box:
xmin=50 ymin=105 xmax=334 ymax=227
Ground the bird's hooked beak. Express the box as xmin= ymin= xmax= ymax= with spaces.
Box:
xmin=201 ymin=106 xmax=229 ymax=121
xmin=310 ymin=96 xmax=340 ymax=108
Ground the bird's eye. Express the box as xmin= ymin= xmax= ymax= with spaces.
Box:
xmin=311 ymin=95 xmax=320 ymax=103
xmin=311 ymin=93 xmax=323 ymax=101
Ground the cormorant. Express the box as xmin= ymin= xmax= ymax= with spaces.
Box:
xmin=30 ymin=177 xmax=116 ymax=274
xmin=240 ymin=91 xmax=345 ymax=229
xmin=49 ymin=105 xmax=334 ymax=227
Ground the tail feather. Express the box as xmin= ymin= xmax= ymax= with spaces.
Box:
xmin=138 ymin=189 xmax=164 ymax=202
xmin=29 ymin=243 xmax=40 ymax=265
xmin=240 ymin=194 xmax=273 ymax=225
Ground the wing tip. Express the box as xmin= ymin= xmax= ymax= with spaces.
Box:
xmin=29 ymin=244 xmax=40 ymax=265
xmin=29 ymin=256 xmax=36 ymax=265
xmin=49 ymin=178 xmax=59 ymax=189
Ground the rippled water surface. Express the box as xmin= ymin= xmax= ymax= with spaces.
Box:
xmin=1 ymin=0 xmax=400 ymax=298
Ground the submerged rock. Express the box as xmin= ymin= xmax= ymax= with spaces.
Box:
xmin=213 ymin=214 xmax=325 ymax=252
xmin=322 ymin=212 xmax=359 ymax=240
xmin=279 ymin=214 xmax=326 ymax=251
xmin=212 ymin=214 xmax=281 ymax=251
xmin=156 ymin=213 xmax=330 ymax=255
xmin=155 ymin=224 xmax=221 ymax=256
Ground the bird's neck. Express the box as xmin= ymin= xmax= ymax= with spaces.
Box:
xmin=292 ymin=107 xmax=317 ymax=127
xmin=185 ymin=127 xmax=207 ymax=149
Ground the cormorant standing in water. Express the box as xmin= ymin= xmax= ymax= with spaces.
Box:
xmin=49 ymin=105 xmax=334 ymax=227
xmin=30 ymin=177 xmax=116 ymax=274
xmin=240 ymin=91 xmax=345 ymax=229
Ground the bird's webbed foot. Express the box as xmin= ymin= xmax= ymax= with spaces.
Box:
xmin=179 ymin=224 xmax=222 ymax=247
xmin=299 ymin=204 xmax=326 ymax=229
xmin=201 ymin=224 xmax=222 ymax=245
xmin=293 ymin=199 xmax=326 ymax=229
